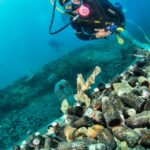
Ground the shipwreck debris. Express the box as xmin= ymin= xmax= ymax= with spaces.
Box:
xmin=13 ymin=55 xmax=150 ymax=149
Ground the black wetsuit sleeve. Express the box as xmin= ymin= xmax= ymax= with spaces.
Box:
xmin=71 ymin=21 xmax=97 ymax=40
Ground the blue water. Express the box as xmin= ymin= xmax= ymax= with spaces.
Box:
xmin=0 ymin=0 xmax=83 ymax=88
xmin=0 ymin=0 xmax=149 ymax=89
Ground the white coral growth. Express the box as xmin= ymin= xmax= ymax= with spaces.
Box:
xmin=74 ymin=66 xmax=101 ymax=107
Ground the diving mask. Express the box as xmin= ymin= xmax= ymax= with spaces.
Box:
xmin=63 ymin=0 xmax=83 ymax=12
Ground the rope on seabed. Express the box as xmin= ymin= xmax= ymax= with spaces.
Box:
xmin=127 ymin=19 xmax=150 ymax=44
xmin=121 ymin=30 xmax=150 ymax=51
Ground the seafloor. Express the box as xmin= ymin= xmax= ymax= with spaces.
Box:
xmin=0 ymin=41 xmax=144 ymax=149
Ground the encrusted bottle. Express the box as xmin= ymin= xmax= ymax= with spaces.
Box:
xmin=112 ymin=125 xmax=141 ymax=148
xmin=102 ymin=96 xmax=122 ymax=127
xmin=126 ymin=111 xmax=150 ymax=128
xmin=120 ymin=93 xmax=146 ymax=112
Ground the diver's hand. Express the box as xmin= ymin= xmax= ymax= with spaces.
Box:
xmin=94 ymin=29 xmax=111 ymax=38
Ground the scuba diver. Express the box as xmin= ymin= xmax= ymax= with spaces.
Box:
xmin=50 ymin=0 xmax=150 ymax=50
xmin=50 ymin=0 xmax=125 ymax=43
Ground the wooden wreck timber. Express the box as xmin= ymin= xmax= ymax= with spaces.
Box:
xmin=14 ymin=53 xmax=150 ymax=150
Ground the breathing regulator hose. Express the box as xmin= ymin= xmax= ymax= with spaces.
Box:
xmin=50 ymin=0 xmax=64 ymax=13
xmin=49 ymin=0 xmax=79 ymax=34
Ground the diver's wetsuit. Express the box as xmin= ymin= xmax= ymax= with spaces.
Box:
xmin=71 ymin=0 xmax=125 ymax=40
